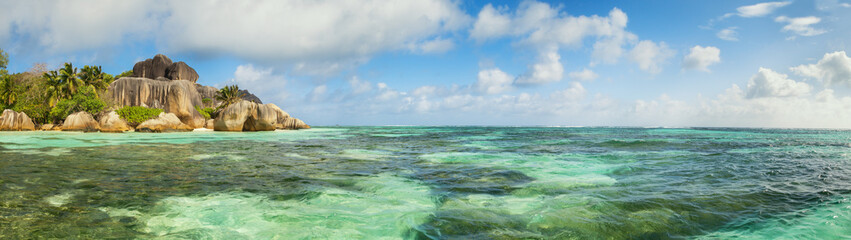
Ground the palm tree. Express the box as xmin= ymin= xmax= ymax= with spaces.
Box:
xmin=0 ymin=75 xmax=15 ymax=106
xmin=58 ymin=62 xmax=81 ymax=96
xmin=79 ymin=65 xmax=109 ymax=91
xmin=216 ymin=85 xmax=245 ymax=108
xmin=43 ymin=70 xmax=62 ymax=107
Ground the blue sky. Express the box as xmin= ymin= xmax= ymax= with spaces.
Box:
xmin=2 ymin=0 xmax=851 ymax=127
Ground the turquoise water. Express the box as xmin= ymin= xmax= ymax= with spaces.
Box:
xmin=1 ymin=127 xmax=851 ymax=239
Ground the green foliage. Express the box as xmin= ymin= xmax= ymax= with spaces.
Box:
xmin=116 ymin=106 xmax=163 ymax=125
xmin=202 ymin=98 xmax=212 ymax=105
xmin=0 ymin=74 xmax=15 ymax=105
xmin=13 ymin=103 xmax=50 ymax=124
xmin=114 ymin=70 xmax=133 ymax=80
xmin=79 ymin=65 xmax=110 ymax=94
xmin=49 ymin=87 xmax=105 ymax=122
xmin=58 ymin=63 xmax=82 ymax=96
xmin=0 ymin=49 xmax=8 ymax=71
xmin=195 ymin=105 xmax=215 ymax=120
xmin=216 ymin=85 xmax=245 ymax=109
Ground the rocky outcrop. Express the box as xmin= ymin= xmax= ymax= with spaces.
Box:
xmin=214 ymin=101 xmax=309 ymax=131
xmin=109 ymin=77 xmax=205 ymax=128
xmin=214 ymin=100 xmax=276 ymax=131
xmin=195 ymin=84 xmax=220 ymax=107
xmin=112 ymin=54 xmax=308 ymax=131
xmin=266 ymin=104 xmax=309 ymax=130
xmin=62 ymin=112 xmax=100 ymax=132
xmin=132 ymin=54 xmax=173 ymax=80
xmin=0 ymin=109 xmax=36 ymax=131
xmin=98 ymin=111 xmax=132 ymax=133
xmin=165 ymin=62 xmax=199 ymax=82
xmin=280 ymin=117 xmax=310 ymax=130
xmin=267 ymin=103 xmax=290 ymax=122
xmin=131 ymin=54 xmax=199 ymax=83
xmin=238 ymin=90 xmax=262 ymax=104
xmin=136 ymin=112 xmax=193 ymax=132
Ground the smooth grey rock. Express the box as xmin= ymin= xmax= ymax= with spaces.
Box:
xmin=0 ymin=109 xmax=36 ymax=131
xmin=108 ymin=77 xmax=205 ymax=128
xmin=165 ymin=61 xmax=199 ymax=82
xmin=62 ymin=112 xmax=99 ymax=132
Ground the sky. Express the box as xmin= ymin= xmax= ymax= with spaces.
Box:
xmin=2 ymin=0 xmax=851 ymax=127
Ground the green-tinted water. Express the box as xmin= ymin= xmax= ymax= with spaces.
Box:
xmin=1 ymin=127 xmax=850 ymax=239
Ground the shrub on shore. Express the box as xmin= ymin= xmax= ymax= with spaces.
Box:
xmin=49 ymin=87 xmax=105 ymax=122
xmin=116 ymin=106 xmax=163 ymax=126
xmin=195 ymin=105 xmax=216 ymax=120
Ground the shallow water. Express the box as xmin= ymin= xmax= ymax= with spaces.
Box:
xmin=1 ymin=127 xmax=851 ymax=239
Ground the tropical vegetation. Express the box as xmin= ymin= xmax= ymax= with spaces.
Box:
xmin=116 ymin=106 xmax=163 ymax=126
xmin=0 ymin=48 xmax=116 ymax=124
xmin=195 ymin=105 xmax=216 ymax=119
xmin=48 ymin=87 xmax=105 ymax=122
xmin=216 ymin=85 xmax=244 ymax=109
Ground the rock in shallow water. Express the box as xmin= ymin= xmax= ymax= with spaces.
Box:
xmin=98 ymin=111 xmax=133 ymax=133
xmin=213 ymin=100 xmax=311 ymax=131
xmin=0 ymin=109 xmax=35 ymax=131
xmin=136 ymin=112 xmax=193 ymax=132
xmin=62 ymin=111 xmax=99 ymax=132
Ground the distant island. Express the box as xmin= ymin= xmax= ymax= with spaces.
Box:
xmin=0 ymin=52 xmax=309 ymax=132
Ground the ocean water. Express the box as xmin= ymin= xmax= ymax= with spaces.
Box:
xmin=1 ymin=127 xmax=851 ymax=239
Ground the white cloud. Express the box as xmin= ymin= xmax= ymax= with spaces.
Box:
xmin=717 ymin=27 xmax=739 ymax=41
xmin=223 ymin=64 xmax=288 ymax=102
xmin=682 ymin=45 xmax=721 ymax=72
xmin=348 ymin=76 xmax=373 ymax=95
xmin=0 ymin=0 xmax=160 ymax=53
xmin=736 ymin=1 xmax=791 ymax=18
xmin=746 ymin=67 xmax=811 ymax=98
xmin=791 ymin=51 xmax=851 ymax=87
xmin=470 ymin=1 xmax=637 ymax=66
xmin=515 ymin=50 xmax=564 ymax=84
xmin=284 ymin=51 xmax=851 ymax=128
xmin=628 ymin=40 xmax=675 ymax=74
xmin=410 ymin=37 xmax=455 ymax=54
xmin=0 ymin=0 xmax=471 ymax=74
xmin=307 ymin=84 xmax=328 ymax=103
xmin=775 ymin=16 xmax=827 ymax=36
xmin=469 ymin=4 xmax=511 ymax=41
xmin=568 ymin=68 xmax=599 ymax=82
xmin=474 ymin=68 xmax=514 ymax=94
xmin=550 ymin=82 xmax=587 ymax=102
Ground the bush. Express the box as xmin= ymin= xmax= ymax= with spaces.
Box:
xmin=116 ymin=106 xmax=163 ymax=125
xmin=49 ymin=87 xmax=105 ymax=122
xmin=14 ymin=103 xmax=50 ymax=124
xmin=195 ymin=105 xmax=215 ymax=119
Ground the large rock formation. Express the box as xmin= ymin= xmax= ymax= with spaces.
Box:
xmin=111 ymin=54 xmax=308 ymax=131
xmin=131 ymin=54 xmax=199 ymax=83
xmin=267 ymin=104 xmax=309 ymax=129
xmin=109 ymin=77 xmax=205 ymax=128
xmin=136 ymin=112 xmax=193 ymax=132
xmin=214 ymin=101 xmax=309 ymax=131
xmin=214 ymin=100 xmax=276 ymax=131
xmin=165 ymin=62 xmax=199 ymax=82
xmin=0 ymin=109 xmax=36 ymax=131
xmin=98 ymin=111 xmax=132 ymax=133
xmin=62 ymin=112 xmax=100 ymax=132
